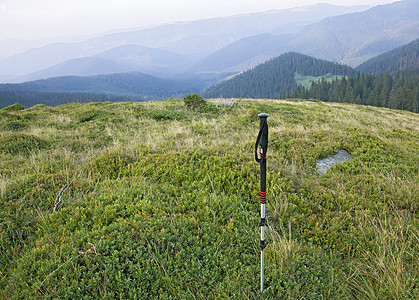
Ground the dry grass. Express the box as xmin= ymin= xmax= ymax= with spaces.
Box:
xmin=349 ymin=213 xmax=418 ymax=299
xmin=266 ymin=223 xmax=300 ymax=270
xmin=0 ymin=176 xmax=7 ymax=198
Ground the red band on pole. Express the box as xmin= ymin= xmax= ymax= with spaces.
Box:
xmin=260 ymin=191 xmax=266 ymax=204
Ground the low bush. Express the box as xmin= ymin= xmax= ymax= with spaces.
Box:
xmin=0 ymin=134 xmax=48 ymax=155
xmin=150 ymin=109 xmax=185 ymax=121
xmin=183 ymin=93 xmax=217 ymax=113
xmin=87 ymin=152 xmax=135 ymax=179
xmin=0 ymin=120 xmax=29 ymax=131
xmin=1 ymin=103 xmax=25 ymax=112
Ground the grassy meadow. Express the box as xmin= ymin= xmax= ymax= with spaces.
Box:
xmin=0 ymin=97 xmax=418 ymax=299
xmin=293 ymin=73 xmax=344 ymax=89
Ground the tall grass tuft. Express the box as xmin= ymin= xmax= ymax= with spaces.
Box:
xmin=350 ymin=213 xmax=418 ymax=299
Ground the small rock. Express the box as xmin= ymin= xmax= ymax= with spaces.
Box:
xmin=316 ymin=149 xmax=354 ymax=175
xmin=282 ymin=111 xmax=293 ymax=115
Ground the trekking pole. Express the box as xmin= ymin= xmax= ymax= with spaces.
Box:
xmin=255 ymin=113 xmax=268 ymax=293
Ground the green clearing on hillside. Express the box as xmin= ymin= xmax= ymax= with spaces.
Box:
xmin=294 ymin=72 xmax=345 ymax=89
xmin=0 ymin=99 xmax=418 ymax=299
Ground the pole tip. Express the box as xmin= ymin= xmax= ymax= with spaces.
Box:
xmin=258 ymin=113 xmax=269 ymax=118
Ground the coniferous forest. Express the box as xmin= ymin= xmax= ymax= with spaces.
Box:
xmin=291 ymin=72 xmax=419 ymax=113
xmin=202 ymin=53 xmax=355 ymax=100
xmin=291 ymin=39 xmax=419 ymax=113
xmin=0 ymin=90 xmax=145 ymax=108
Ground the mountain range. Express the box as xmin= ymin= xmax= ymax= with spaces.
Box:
xmin=0 ymin=0 xmax=418 ymax=104
xmin=2 ymin=37 xmax=418 ymax=109
xmin=188 ymin=0 xmax=419 ymax=75
xmin=1 ymin=40 xmax=418 ymax=114
xmin=1 ymin=2 xmax=413 ymax=83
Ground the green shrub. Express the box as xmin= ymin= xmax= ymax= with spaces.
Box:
xmin=265 ymin=245 xmax=351 ymax=299
xmin=0 ymin=111 xmax=20 ymax=121
xmin=85 ymin=126 xmax=113 ymax=148
xmin=87 ymin=152 xmax=134 ymax=179
xmin=0 ymin=134 xmax=48 ymax=155
xmin=183 ymin=93 xmax=211 ymax=112
xmin=1 ymin=103 xmax=25 ymax=112
xmin=77 ymin=109 xmax=124 ymax=124
xmin=0 ymin=111 xmax=29 ymax=131
xmin=78 ymin=110 xmax=100 ymax=123
xmin=246 ymin=108 xmax=262 ymax=123
xmin=20 ymin=112 xmax=37 ymax=121
xmin=150 ymin=109 xmax=185 ymax=121
xmin=127 ymin=148 xmax=255 ymax=199
xmin=1 ymin=120 xmax=29 ymax=131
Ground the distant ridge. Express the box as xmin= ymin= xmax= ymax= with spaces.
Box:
xmin=0 ymin=72 xmax=199 ymax=100
xmin=20 ymin=57 xmax=134 ymax=81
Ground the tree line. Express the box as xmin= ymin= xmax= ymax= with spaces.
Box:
xmin=290 ymin=71 xmax=419 ymax=113
xmin=0 ymin=90 xmax=144 ymax=109
xmin=0 ymin=72 xmax=200 ymax=107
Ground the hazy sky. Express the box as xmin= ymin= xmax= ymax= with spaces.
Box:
xmin=0 ymin=0 xmax=399 ymax=40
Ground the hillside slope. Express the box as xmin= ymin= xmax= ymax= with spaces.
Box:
xmin=286 ymin=0 xmax=419 ymax=66
xmin=1 ymin=99 xmax=417 ymax=298
xmin=355 ymin=38 xmax=419 ymax=74
xmin=287 ymin=39 xmax=419 ymax=113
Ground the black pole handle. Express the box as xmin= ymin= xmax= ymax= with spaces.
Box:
xmin=255 ymin=113 xmax=269 ymax=163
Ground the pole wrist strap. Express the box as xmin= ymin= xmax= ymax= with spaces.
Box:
xmin=254 ymin=119 xmax=268 ymax=163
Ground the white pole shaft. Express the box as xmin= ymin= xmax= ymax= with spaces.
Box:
xmin=261 ymin=203 xmax=265 ymax=292
xmin=261 ymin=248 xmax=264 ymax=292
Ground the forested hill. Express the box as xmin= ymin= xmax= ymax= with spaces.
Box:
xmin=0 ymin=72 xmax=201 ymax=101
xmin=355 ymin=38 xmax=419 ymax=75
xmin=0 ymin=90 xmax=144 ymax=109
xmin=202 ymin=52 xmax=355 ymax=99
